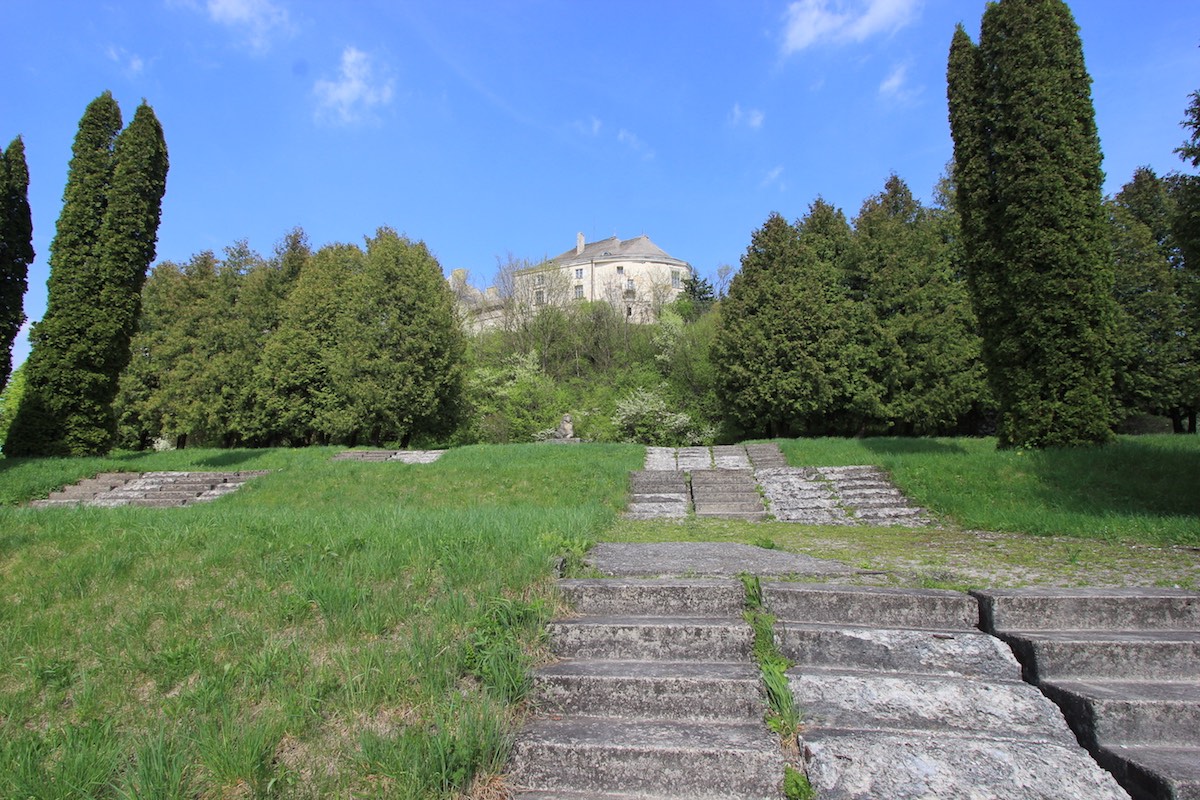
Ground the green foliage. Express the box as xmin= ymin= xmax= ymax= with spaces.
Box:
xmin=948 ymin=0 xmax=1116 ymax=449
xmin=714 ymin=208 xmax=879 ymax=438
xmin=0 ymin=136 xmax=34 ymax=389
xmin=0 ymin=362 xmax=25 ymax=449
xmin=464 ymin=596 xmax=551 ymax=704
xmin=1108 ymin=170 xmax=1196 ymax=426
xmin=611 ymin=386 xmax=713 ymax=446
xmin=846 ymin=174 xmax=990 ymax=435
xmin=7 ymin=93 xmax=168 ymax=457
xmin=784 ymin=765 xmax=817 ymax=800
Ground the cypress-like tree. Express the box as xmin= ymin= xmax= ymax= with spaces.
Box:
xmin=8 ymin=94 xmax=167 ymax=456
xmin=713 ymin=209 xmax=872 ymax=438
xmin=947 ymin=1 xmax=1115 ymax=448
xmin=6 ymin=92 xmax=123 ymax=456
xmin=1 ymin=137 xmax=34 ymax=389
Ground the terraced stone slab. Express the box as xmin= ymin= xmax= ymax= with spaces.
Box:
xmin=675 ymin=447 xmax=713 ymax=471
xmin=331 ymin=449 xmax=444 ymax=463
xmin=1041 ymin=678 xmax=1200 ymax=747
xmin=1096 ymin=744 xmax=1200 ymax=800
xmin=548 ymin=615 xmax=754 ymax=662
xmin=803 ymin=729 xmax=1131 ymax=800
xmin=764 ymin=583 xmax=980 ymax=630
xmin=558 ymin=578 xmax=746 ymax=618
xmin=776 ymin=623 xmax=1022 ymax=680
xmin=29 ymin=471 xmax=267 ymax=509
xmin=643 ymin=447 xmax=678 ymax=470
xmin=509 ymin=718 xmax=784 ymax=799
xmin=976 ymin=588 xmax=1200 ymax=632
xmin=1000 ymin=630 xmax=1200 ymax=682
xmin=791 ymin=667 xmax=1075 ymax=743
xmin=533 ymin=660 xmax=763 ymax=721
xmin=584 ymin=542 xmax=856 ymax=579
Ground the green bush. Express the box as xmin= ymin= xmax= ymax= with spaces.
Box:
xmin=611 ymin=386 xmax=714 ymax=446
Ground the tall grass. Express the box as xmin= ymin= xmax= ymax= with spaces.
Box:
xmin=778 ymin=435 xmax=1200 ymax=545
xmin=0 ymin=443 xmax=641 ymax=797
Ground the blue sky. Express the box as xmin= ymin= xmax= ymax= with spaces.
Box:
xmin=3 ymin=1 xmax=1199 ymax=369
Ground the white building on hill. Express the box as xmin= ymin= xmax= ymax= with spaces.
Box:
xmin=453 ymin=232 xmax=694 ymax=332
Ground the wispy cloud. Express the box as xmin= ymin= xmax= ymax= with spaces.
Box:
xmin=314 ymin=47 xmax=395 ymax=126
xmin=203 ymin=0 xmax=294 ymax=52
xmin=572 ymin=116 xmax=603 ymax=136
xmin=617 ymin=128 xmax=654 ymax=160
xmin=781 ymin=0 xmax=920 ymax=54
xmin=761 ymin=165 xmax=786 ymax=190
xmin=878 ymin=61 xmax=919 ymax=103
xmin=729 ymin=103 xmax=765 ymax=130
xmin=106 ymin=46 xmax=145 ymax=76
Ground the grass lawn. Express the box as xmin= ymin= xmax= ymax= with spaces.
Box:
xmin=1 ymin=435 xmax=1197 ymax=797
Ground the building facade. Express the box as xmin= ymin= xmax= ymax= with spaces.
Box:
xmin=454 ymin=232 xmax=693 ymax=332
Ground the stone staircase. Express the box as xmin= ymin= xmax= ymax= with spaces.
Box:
xmin=978 ymin=588 xmax=1200 ymax=800
xmin=628 ymin=444 xmax=932 ymax=525
xmin=767 ymin=583 xmax=1131 ymax=798
xmin=508 ymin=578 xmax=787 ymax=799
xmin=331 ymin=449 xmax=444 ymax=463
xmin=29 ymin=471 xmax=268 ymax=508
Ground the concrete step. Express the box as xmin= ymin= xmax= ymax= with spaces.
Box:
xmin=976 ymin=588 xmax=1200 ymax=632
xmin=1000 ymin=630 xmax=1200 ymax=682
xmin=802 ymin=729 xmax=1132 ymax=800
xmin=789 ymin=666 xmax=1075 ymax=744
xmin=508 ymin=718 xmax=783 ymax=799
xmin=532 ymin=660 xmax=762 ymax=721
xmin=1095 ymin=743 xmax=1200 ymax=800
xmin=1041 ymin=678 xmax=1200 ymax=747
xmin=693 ymin=501 xmax=766 ymax=514
xmin=558 ymin=578 xmax=745 ymax=617
xmin=764 ymin=583 xmax=979 ymax=630
xmin=775 ymin=622 xmax=1021 ymax=680
xmin=695 ymin=510 xmax=769 ymax=521
xmin=550 ymin=616 xmax=753 ymax=662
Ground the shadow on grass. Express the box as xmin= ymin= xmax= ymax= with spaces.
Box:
xmin=1026 ymin=438 xmax=1200 ymax=521
xmin=193 ymin=450 xmax=264 ymax=469
xmin=860 ymin=438 xmax=971 ymax=457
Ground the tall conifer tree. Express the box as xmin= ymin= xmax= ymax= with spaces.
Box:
xmin=947 ymin=0 xmax=1115 ymax=448
xmin=1 ymin=137 xmax=34 ymax=389
xmin=7 ymin=92 xmax=167 ymax=456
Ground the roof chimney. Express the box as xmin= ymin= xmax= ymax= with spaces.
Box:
xmin=576 ymin=232 xmax=585 ymax=255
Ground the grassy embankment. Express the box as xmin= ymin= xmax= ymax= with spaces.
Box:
xmin=1 ymin=435 xmax=1197 ymax=797
xmin=0 ymin=444 xmax=639 ymax=798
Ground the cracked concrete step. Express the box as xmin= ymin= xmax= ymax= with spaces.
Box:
xmin=558 ymin=578 xmax=745 ymax=617
xmin=999 ymin=630 xmax=1200 ymax=682
xmin=693 ymin=501 xmax=766 ymax=514
xmin=790 ymin=666 xmax=1075 ymax=744
xmin=532 ymin=660 xmax=762 ymax=721
xmin=976 ymin=588 xmax=1200 ymax=632
xmin=508 ymin=718 xmax=783 ymax=799
xmin=1040 ymin=678 xmax=1200 ymax=747
xmin=764 ymin=583 xmax=980 ymax=630
xmin=1095 ymin=744 xmax=1200 ymax=800
xmin=550 ymin=616 xmax=753 ymax=662
xmin=775 ymin=622 xmax=1021 ymax=680
xmin=803 ymin=729 xmax=1132 ymax=800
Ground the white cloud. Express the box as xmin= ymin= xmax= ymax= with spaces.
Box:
xmin=617 ymin=128 xmax=654 ymax=159
xmin=314 ymin=47 xmax=395 ymax=126
xmin=878 ymin=61 xmax=919 ymax=104
xmin=782 ymin=0 xmax=920 ymax=54
xmin=730 ymin=103 xmax=765 ymax=129
xmin=761 ymin=165 xmax=786 ymax=190
xmin=572 ymin=116 xmax=603 ymax=136
xmin=204 ymin=0 xmax=293 ymax=52
xmin=106 ymin=46 xmax=145 ymax=76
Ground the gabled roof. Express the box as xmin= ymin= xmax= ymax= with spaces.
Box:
xmin=549 ymin=233 xmax=686 ymax=267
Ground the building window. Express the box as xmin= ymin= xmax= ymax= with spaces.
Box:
xmin=534 ymin=274 xmax=545 ymax=286
xmin=616 ymin=265 xmax=624 ymax=275
xmin=574 ymin=284 xmax=584 ymax=299
xmin=535 ymin=289 xmax=545 ymax=305
xmin=575 ymin=268 xmax=584 ymax=279
xmin=671 ymin=270 xmax=681 ymax=289
xmin=626 ymin=278 xmax=635 ymax=291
